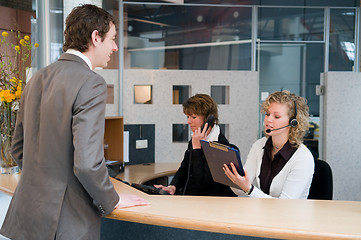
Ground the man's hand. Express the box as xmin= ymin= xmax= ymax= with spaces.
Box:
xmin=115 ymin=194 xmax=150 ymax=209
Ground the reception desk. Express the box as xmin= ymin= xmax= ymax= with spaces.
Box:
xmin=117 ymin=162 xmax=179 ymax=185
xmin=1 ymin=164 xmax=361 ymax=240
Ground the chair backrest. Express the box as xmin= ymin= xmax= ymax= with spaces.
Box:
xmin=308 ymin=159 xmax=333 ymax=200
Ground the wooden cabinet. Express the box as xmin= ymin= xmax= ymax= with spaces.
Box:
xmin=104 ymin=117 xmax=123 ymax=163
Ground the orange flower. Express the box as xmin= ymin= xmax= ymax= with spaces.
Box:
xmin=15 ymin=89 xmax=22 ymax=99
xmin=0 ymin=90 xmax=16 ymax=103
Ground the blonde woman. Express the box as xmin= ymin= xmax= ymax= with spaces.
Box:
xmin=224 ymin=90 xmax=314 ymax=199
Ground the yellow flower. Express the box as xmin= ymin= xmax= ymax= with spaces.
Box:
xmin=0 ymin=90 xmax=15 ymax=103
xmin=14 ymin=45 xmax=20 ymax=51
xmin=10 ymin=77 xmax=17 ymax=83
xmin=2 ymin=31 xmax=8 ymax=37
xmin=20 ymin=39 xmax=26 ymax=46
xmin=15 ymin=89 xmax=22 ymax=99
xmin=24 ymin=35 xmax=30 ymax=41
xmin=34 ymin=43 xmax=39 ymax=48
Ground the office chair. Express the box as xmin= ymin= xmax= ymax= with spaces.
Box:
xmin=308 ymin=159 xmax=333 ymax=200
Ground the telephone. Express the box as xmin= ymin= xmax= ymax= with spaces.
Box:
xmin=113 ymin=178 xmax=170 ymax=195
xmin=202 ymin=114 xmax=215 ymax=132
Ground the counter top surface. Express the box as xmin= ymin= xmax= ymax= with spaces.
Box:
xmin=109 ymin=178 xmax=361 ymax=240
xmin=117 ymin=162 xmax=179 ymax=184
xmin=1 ymin=164 xmax=361 ymax=240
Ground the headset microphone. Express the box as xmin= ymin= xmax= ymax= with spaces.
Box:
xmin=265 ymin=124 xmax=291 ymax=133
xmin=265 ymin=100 xmax=298 ymax=134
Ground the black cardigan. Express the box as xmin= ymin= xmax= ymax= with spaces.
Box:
xmin=170 ymin=132 xmax=236 ymax=196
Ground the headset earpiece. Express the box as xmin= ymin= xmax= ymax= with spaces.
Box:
xmin=289 ymin=100 xmax=298 ymax=128
xmin=289 ymin=118 xmax=298 ymax=127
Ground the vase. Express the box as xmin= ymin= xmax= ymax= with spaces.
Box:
xmin=0 ymin=134 xmax=19 ymax=175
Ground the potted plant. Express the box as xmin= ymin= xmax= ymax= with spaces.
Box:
xmin=0 ymin=30 xmax=38 ymax=174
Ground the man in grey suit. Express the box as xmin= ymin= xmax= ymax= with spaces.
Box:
xmin=0 ymin=4 xmax=148 ymax=240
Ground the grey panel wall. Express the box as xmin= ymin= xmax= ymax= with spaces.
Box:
xmin=97 ymin=69 xmax=259 ymax=166
xmin=321 ymin=72 xmax=361 ymax=201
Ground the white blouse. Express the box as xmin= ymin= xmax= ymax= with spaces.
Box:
xmin=232 ymin=137 xmax=314 ymax=199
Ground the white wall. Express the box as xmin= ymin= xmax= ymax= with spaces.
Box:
xmin=97 ymin=69 xmax=259 ymax=164
xmin=321 ymin=72 xmax=361 ymax=201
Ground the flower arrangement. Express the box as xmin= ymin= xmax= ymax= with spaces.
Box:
xmin=0 ymin=30 xmax=38 ymax=171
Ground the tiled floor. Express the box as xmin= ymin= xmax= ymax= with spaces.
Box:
xmin=0 ymin=192 xmax=11 ymax=240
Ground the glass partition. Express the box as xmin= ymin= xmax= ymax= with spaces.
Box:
xmin=124 ymin=4 xmax=252 ymax=70
xmin=328 ymin=8 xmax=356 ymax=71
xmin=257 ymin=42 xmax=324 ymax=116
xmin=258 ymin=7 xmax=324 ymax=41
xmin=50 ymin=0 xmax=63 ymax=64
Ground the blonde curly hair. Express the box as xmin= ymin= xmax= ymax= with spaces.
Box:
xmin=262 ymin=90 xmax=309 ymax=147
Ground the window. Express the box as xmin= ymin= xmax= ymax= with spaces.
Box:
xmin=172 ymin=124 xmax=189 ymax=142
xmin=211 ymin=86 xmax=229 ymax=104
xmin=125 ymin=4 xmax=252 ymax=70
xmin=258 ymin=8 xmax=324 ymax=41
xmin=329 ymin=9 xmax=355 ymax=71
xmin=134 ymin=85 xmax=152 ymax=104
xmin=173 ymin=85 xmax=190 ymax=104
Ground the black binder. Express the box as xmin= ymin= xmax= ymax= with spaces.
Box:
xmin=201 ymin=140 xmax=244 ymax=189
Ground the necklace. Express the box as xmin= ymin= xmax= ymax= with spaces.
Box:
xmin=272 ymin=145 xmax=280 ymax=152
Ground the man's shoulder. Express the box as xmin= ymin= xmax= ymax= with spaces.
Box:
xmin=30 ymin=56 xmax=104 ymax=89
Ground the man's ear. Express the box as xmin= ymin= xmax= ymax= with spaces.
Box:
xmin=90 ymin=30 xmax=100 ymax=46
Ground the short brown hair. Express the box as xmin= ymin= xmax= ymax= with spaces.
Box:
xmin=262 ymin=90 xmax=309 ymax=147
xmin=183 ymin=94 xmax=219 ymax=125
xmin=63 ymin=4 xmax=116 ymax=52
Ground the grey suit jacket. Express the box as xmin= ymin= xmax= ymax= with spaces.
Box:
xmin=0 ymin=53 xmax=119 ymax=240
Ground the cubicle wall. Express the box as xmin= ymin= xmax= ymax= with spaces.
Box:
xmin=321 ymin=72 xmax=361 ymax=201
xmin=96 ymin=69 xmax=259 ymax=165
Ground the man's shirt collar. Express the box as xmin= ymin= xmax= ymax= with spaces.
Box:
xmin=66 ymin=49 xmax=92 ymax=70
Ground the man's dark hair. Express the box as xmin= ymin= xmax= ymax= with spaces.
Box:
xmin=63 ymin=4 xmax=116 ymax=52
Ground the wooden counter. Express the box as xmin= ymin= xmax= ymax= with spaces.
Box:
xmin=1 ymin=164 xmax=361 ymax=240
xmin=0 ymin=173 xmax=20 ymax=195
xmin=109 ymin=179 xmax=361 ymax=240
xmin=117 ymin=162 xmax=179 ymax=184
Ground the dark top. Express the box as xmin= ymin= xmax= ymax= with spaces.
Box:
xmin=170 ymin=132 xmax=236 ymax=197
xmin=259 ymin=137 xmax=297 ymax=194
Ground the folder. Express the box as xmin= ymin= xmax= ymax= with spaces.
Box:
xmin=201 ymin=140 xmax=244 ymax=190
